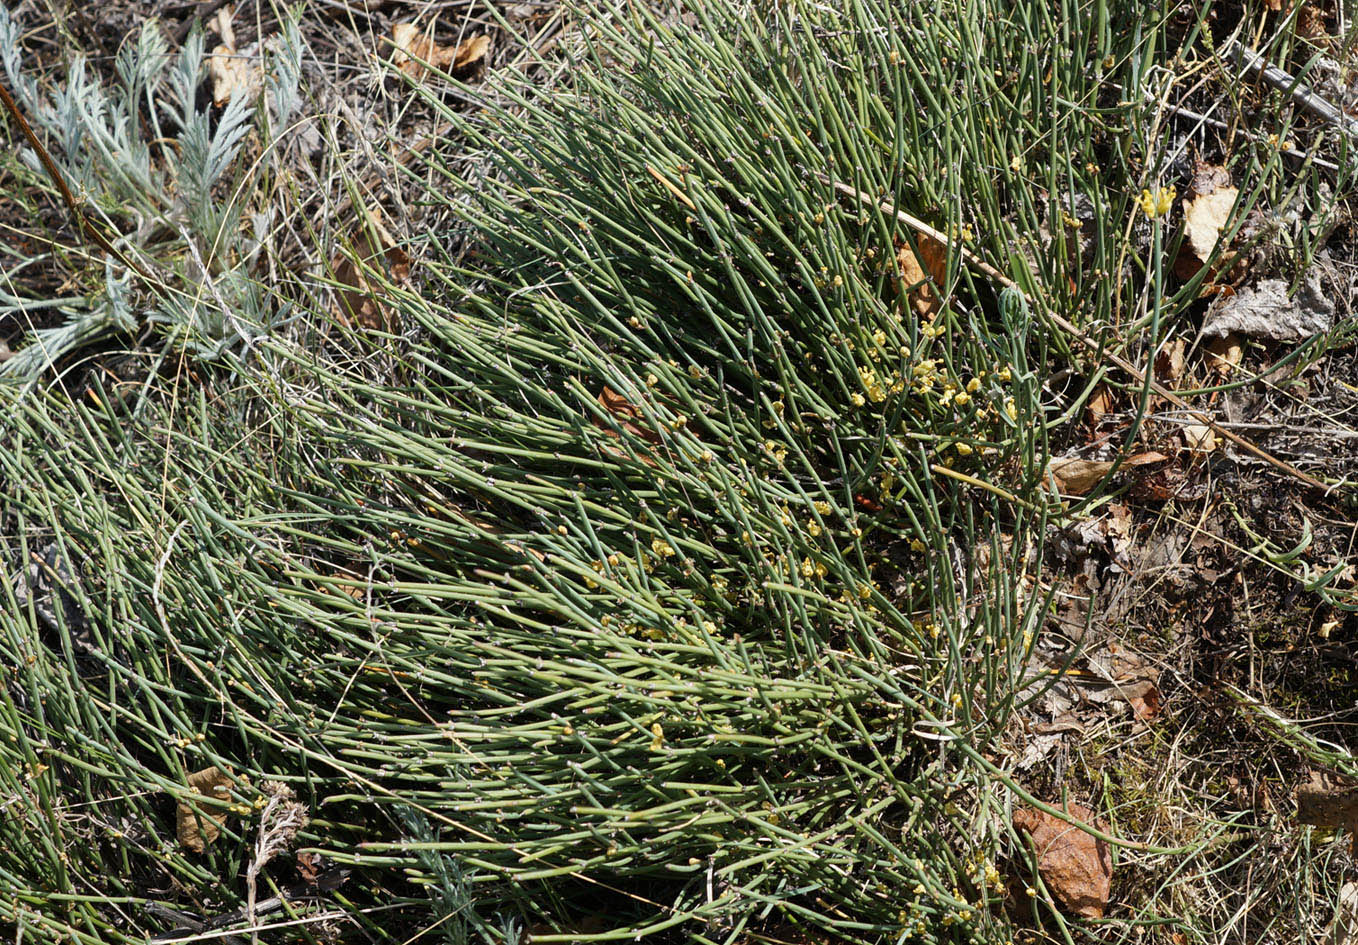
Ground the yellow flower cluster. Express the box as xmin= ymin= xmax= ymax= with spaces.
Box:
xmin=762 ymin=439 xmax=788 ymax=464
xmin=964 ymin=847 xmax=1002 ymax=887
xmin=799 ymin=556 xmax=828 ymax=580
xmin=1137 ymin=185 xmax=1176 ymax=219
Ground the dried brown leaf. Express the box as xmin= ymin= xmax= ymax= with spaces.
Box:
xmin=1048 ymin=452 xmax=1166 ymax=495
xmin=213 ymin=6 xmax=236 ymax=50
xmin=177 ymin=766 xmax=247 ymax=853
xmin=391 ymin=23 xmax=438 ymax=78
xmin=1204 ymin=333 xmax=1242 ymax=375
xmin=296 ymin=850 xmax=321 ymax=883
xmin=1128 ymin=683 xmax=1162 ymax=721
xmin=594 ymin=387 xmax=662 ymax=449
xmin=452 ymin=34 xmax=491 ymax=73
xmin=1104 ymin=501 xmax=1134 ymax=560
xmin=391 ymin=24 xmax=491 ymax=80
xmin=1202 ymin=275 xmax=1335 ymax=341
xmin=1154 ymin=337 xmax=1187 ymax=383
xmin=332 ymin=213 xmax=411 ymax=332
xmin=208 ymin=43 xmax=264 ymax=106
xmin=1184 ymin=187 xmax=1239 ymax=264
xmin=205 ymin=7 xmax=264 ymax=106
xmin=1013 ymin=802 xmax=1112 ymax=918
xmin=1181 ymin=423 xmax=1218 ymax=453
xmin=1298 ymin=5 xmax=1330 ymax=45
xmin=894 ymin=233 xmax=946 ymax=319
xmin=1048 ymin=458 xmax=1113 ymax=495
xmin=598 ymin=386 xmax=642 ymax=421
xmin=1129 ymin=463 xmax=1208 ymax=502
xmin=1084 ymin=382 xmax=1114 ymax=426
xmin=1122 ymin=451 xmax=1170 ymax=469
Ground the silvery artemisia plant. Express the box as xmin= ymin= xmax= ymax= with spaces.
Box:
xmin=0 ymin=8 xmax=304 ymax=378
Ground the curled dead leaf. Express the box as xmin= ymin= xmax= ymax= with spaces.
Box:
xmin=452 ymin=34 xmax=491 ymax=73
xmin=1181 ymin=423 xmax=1217 ymax=453
xmin=1107 ymin=452 xmax=1166 ymax=468
xmin=1128 ymin=682 xmax=1162 ymax=722
xmin=391 ymin=23 xmax=437 ymax=77
xmin=391 ymin=23 xmax=491 ymax=80
xmin=596 ymin=387 xmax=661 ymax=444
xmin=1084 ymin=382 xmax=1114 ymax=426
xmin=1013 ymin=801 xmax=1112 ymax=918
xmin=177 ymin=766 xmax=248 ymax=853
xmin=1174 ymin=163 xmax=1239 ymax=288
xmin=1298 ymin=5 xmax=1331 ymax=46
xmin=1204 ymin=333 xmax=1243 ymax=376
xmin=332 ymin=211 xmax=411 ymax=332
xmin=1184 ymin=188 xmax=1239 ymax=264
xmin=206 ymin=7 xmax=265 ymax=106
xmin=593 ymin=387 xmax=660 ymax=467
xmin=1048 ymin=452 xmax=1166 ymax=496
xmin=894 ymin=233 xmax=946 ymax=319
xmin=1049 ymin=458 xmax=1112 ymax=495
xmin=208 ymin=44 xmax=264 ymax=106
xmin=296 ymin=850 xmax=322 ymax=883
xmin=1154 ymin=337 xmax=1186 ymax=383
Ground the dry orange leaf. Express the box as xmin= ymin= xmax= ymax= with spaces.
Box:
xmin=593 ymin=387 xmax=660 ymax=467
xmin=1084 ymin=383 xmax=1114 ymax=426
xmin=594 ymin=387 xmax=661 ymax=445
xmin=177 ymin=766 xmax=247 ymax=853
xmin=894 ymin=233 xmax=946 ymax=319
xmin=1129 ymin=683 xmax=1162 ymax=722
xmin=1049 ymin=457 xmax=1114 ymax=495
xmin=1013 ymin=801 xmax=1112 ymax=918
xmin=1154 ymin=337 xmax=1187 ymax=383
xmin=1048 ymin=452 xmax=1167 ymax=495
xmin=1204 ymin=333 xmax=1243 ymax=376
xmin=391 ymin=23 xmax=491 ymax=80
xmin=332 ymin=212 xmax=412 ymax=332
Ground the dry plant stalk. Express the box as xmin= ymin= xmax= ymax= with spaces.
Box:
xmin=246 ymin=782 xmax=310 ymax=940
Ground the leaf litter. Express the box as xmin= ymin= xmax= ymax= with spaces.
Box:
xmin=177 ymin=766 xmax=249 ymax=853
xmin=1200 ymin=272 xmax=1337 ymax=341
xmin=1013 ymin=801 xmax=1112 ymax=918
xmin=390 ymin=22 xmax=491 ymax=81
